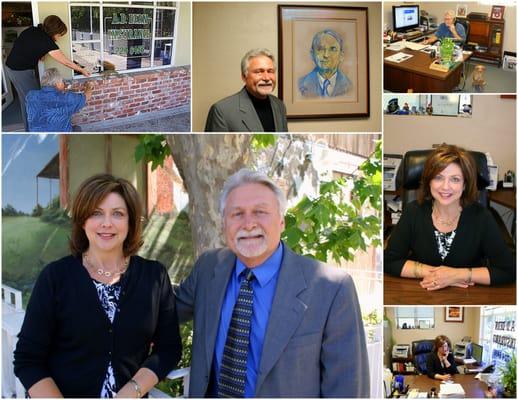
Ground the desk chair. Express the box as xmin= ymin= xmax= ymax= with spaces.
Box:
xmin=395 ymin=149 xmax=489 ymax=207
xmin=455 ymin=18 xmax=470 ymax=49
xmin=395 ymin=149 xmax=514 ymax=248
xmin=412 ymin=340 xmax=434 ymax=374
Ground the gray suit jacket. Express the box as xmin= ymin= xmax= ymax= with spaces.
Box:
xmin=204 ymin=87 xmax=288 ymax=132
xmin=175 ymin=244 xmax=369 ymax=397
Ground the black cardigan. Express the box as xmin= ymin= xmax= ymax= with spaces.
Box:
xmin=14 ymin=255 xmax=182 ymax=397
xmin=384 ymin=200 xmax=516 ymax=285
xmin=426 ymin=352 xmax=457 ymax=379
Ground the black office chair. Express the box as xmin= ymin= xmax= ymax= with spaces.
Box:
xmin=412 ymin=339 xmax=434 ymax=375
xmin=455 ymin=18 xmax=470 ymax=48
xmin=395 ymin=149 xmax=489 ymax=208
xmin=395 ymin=149 xmax=514 ymax=248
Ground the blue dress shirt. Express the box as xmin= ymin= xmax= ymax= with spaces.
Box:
xmin=26 ymin=87 xmax=86 ymax=132
xmin=211 ymin=243 xmax=284 ymax=397
xmin=436 ymin=22 xmax=466 ymax=42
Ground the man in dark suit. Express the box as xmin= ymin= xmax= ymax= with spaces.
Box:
xmin=204 ymin=49 xmax=288 ymax=132
xmin=175 ymin=169 xmax=369 ymax=397
xmin=299 ymin=29 xmax=352 ymax=98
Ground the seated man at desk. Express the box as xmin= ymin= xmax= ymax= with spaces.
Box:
xmin=427 ymin=335 xmax=458 ymax=381
xmin=423 ymin=10 xmax=466 ymax=44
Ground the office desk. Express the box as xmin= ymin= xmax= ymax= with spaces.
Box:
xmin=489 ymin=187 xmax=516 ymax=239
xmin=404 ymin=374 xmax=488 ymax=398
xmin=384 ymin=49 xmax=471 ymax=92
xmin=489 ymin=187 xmax=516 ymax=210
xmin=384 ymin=274 xmax=516 ymax=305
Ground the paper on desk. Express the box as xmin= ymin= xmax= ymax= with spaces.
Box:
xmin=405 ymin=42 xmax=429 ymax=51
xmin=386 ymin=41 xmax=405 ymax=51
xmin=385 ymin=52 xmax=413 ymax=63
xmin=439 ymin=383 xmax=465 ymax=398
xmin=463 ymin=358 xmax=476 ymax=364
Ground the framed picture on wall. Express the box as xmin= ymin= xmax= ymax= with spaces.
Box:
xmin=456 ymin=4 xmax=468 ymax=18
xmin=277 ymin=5 xmax=370 ymax=119
xmin=444 ymin=306 xmax=464 ymax=322
xmin=490 ymin=5 xmax=505 ymax=20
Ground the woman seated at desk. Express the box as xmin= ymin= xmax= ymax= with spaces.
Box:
xmin=384 ymin=144 xmax=515 ymax=290
xmin=427 ymin=335 xmax=458 ymax=381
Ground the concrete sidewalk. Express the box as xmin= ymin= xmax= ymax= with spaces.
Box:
xmin=78 ymin=106 xmax=191 ymax=132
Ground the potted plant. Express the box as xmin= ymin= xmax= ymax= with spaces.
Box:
xmin=500 ymin=352 xmax=516 ymax=398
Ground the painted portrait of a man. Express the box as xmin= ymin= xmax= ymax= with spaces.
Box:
xmin=298 ymin=29 xmax=351 ymax=98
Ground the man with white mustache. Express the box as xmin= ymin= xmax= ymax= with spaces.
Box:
xmin=205 ymin=48 xmax=288 ymax=132
xmin=175 ymin=169 xmax=369 ymax=397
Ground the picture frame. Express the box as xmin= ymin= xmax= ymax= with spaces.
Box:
xmin=456 ymin=4 xmax=468 ymax=18
xmin=278 ymin=5 xmax=370 ymax=119
xmin=490 ymin=5 xmax=505 ymax=20
xmin=444 ymin=306 xmax=464 ymax=322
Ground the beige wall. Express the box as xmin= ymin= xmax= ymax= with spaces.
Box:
xmin=175 ymin=2 xmax=191 ymax=66
xmin=38 ymin=2 xmax=191 ymax=79
xmin=384 ymin=2 xmax=516 ymax=53
xmin=385 ymin=307 xmax=481 ymax=347
xmin=384 ymin=95 xmax=516 ymax=180
xmin=68 ymin=135 xmax=145 ymax=203
xmin=192 ymin=2 xmax=382 ymax=132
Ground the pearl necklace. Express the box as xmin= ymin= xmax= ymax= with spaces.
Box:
xmin=432 ymin=205 xmax=462 ymax=227
xmin=83 ymin=253 xmax=129 ymax=277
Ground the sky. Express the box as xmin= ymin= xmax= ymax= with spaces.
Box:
xmin=2 ymin=134 xmax=59 ymax=213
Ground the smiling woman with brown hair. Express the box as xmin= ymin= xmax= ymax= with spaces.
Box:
xmin=14 ymin=174 xmax=181 ymax=398
xmin=384 ymin=144 xmax=515 ymax=290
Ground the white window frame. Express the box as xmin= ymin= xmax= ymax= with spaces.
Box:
xmin=394 ymin=307 xmax=435 ymax=330
xmin=69 ymin=0 xmax=179 ymax=78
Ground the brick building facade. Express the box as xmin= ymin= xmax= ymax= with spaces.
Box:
xmin=69 ymin=66 xmax=190 ymax=126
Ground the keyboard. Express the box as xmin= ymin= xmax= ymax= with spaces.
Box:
xmin=405 ymin=30 xmax=422 ymax=37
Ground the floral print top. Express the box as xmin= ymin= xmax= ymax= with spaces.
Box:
xmin=92 ymin=280 xmax=122 ymax=398
xmin=434 ymin=229 xmax=456 ymax=261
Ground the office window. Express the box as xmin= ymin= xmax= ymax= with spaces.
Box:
xmin=70 ymin=1 xmax=178 ymax=75
xmin=479 ymin=306 xmax=516 ymax=367
xmin=395 ymin=307 xmax=434 ymax=329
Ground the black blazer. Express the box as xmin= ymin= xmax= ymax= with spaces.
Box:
xmin=384 ymin=200 xmax=516 ymax=285
xmin=426 ymin=352 xmax=457 ymax=379
xmin=14 ymin=255 xmax=181 ymax=397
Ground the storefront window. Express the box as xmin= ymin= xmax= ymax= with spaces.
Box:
xmin=70 ymin=1 xmax=177 ymax=75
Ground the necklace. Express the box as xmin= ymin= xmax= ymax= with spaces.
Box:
xmin=432 ymin=205 xmax=462 ymax=227
xmin=83 ymin=253 xmax=129 ymax=278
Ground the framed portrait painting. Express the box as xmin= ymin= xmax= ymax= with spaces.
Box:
xmin=444 ymin=307 xmax=464 ymax=322
xmin=278 ymin=5 xmax=369 ymax=119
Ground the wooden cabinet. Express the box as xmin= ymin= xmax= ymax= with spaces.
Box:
xmin=466 ymin=17 xmax=505 ymax=65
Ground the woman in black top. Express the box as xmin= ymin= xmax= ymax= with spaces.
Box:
xmin=385 ymin=144 xmax=515 ymax=289
xmin=14 ymin=174 xmax=182 ymax=397
xmin=426 ymin=335 xmax=458 ymax=380
xmin=5 ymin=15 xmax=91 ymax=130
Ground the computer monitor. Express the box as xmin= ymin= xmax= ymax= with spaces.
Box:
xmin=472 ymin=343 xmax=483 ymax=364
xmin=393 ymin=5 xmax=420 ymax=32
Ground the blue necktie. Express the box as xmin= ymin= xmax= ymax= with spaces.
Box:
xmin=218 ymin=269 xmax=255 ymax=398
xmin=322 ymin=79 xmax=331 ymax=96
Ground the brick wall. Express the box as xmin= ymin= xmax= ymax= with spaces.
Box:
xmin=69 ymin=66 xmax=190 ymax=125
xmin=147 ymin=156 xmax=180 ymax=216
